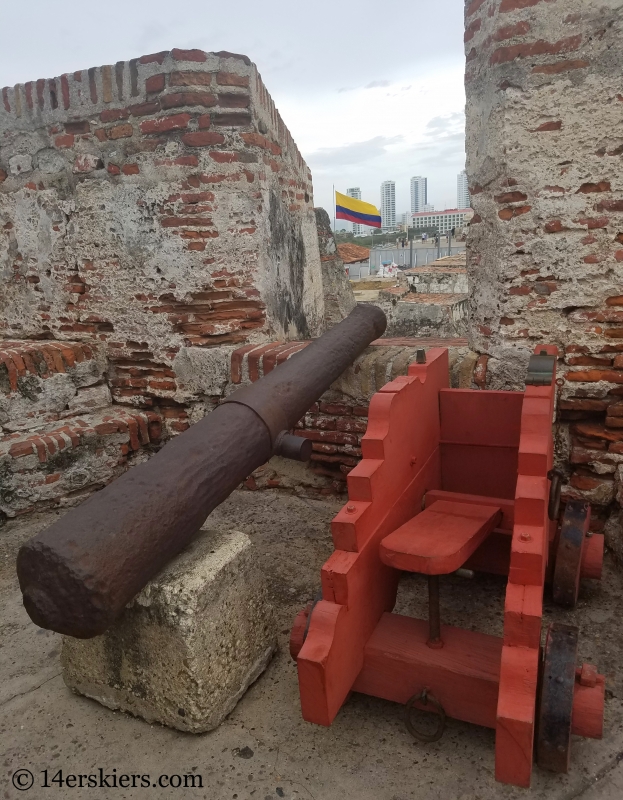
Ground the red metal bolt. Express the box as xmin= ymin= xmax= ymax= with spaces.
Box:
xmin=346 ymin=504 xmax=356 ymax=514
xmin=520 ymin=532 xmax=531 ymax=542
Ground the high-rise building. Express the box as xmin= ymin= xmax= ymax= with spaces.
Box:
xmin=380 ymin=181 xmax=396 ymax=230
xmin=457 ymin=170 xmax=470 ymax=209
xmin=410 ymin=176 xmax=428 ymax=213
xmin=347 ymin=187 xmax=363 ymax=235
xmin=423 ymin=203 xmax=435 ymax=212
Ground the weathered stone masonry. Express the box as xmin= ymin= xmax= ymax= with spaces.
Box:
xmin=0 ymin=49 xmax=326 ymax=517
xmin=464 ymin=0 xmax=623 ymax=542
xmin=0 ymin=49 xmax=324 ymax=408
xmin=0 ymin=339 xmax=161 ymax=517
xmin=0 ymin=48 xmax=476 ymax=518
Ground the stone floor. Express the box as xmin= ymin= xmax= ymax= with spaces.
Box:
xmin=1 ymin=491 xmax=623 ymax=800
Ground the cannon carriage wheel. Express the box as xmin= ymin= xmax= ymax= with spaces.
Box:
xmin=552 ymin=501 xmax=591 ymax=608
xmin=536 ymin=623 xmax=579 ymax=773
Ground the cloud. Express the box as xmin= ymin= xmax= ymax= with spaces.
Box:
xmin=337 ymin=79 xmax=391 ymax=94
xmin=425 ymin=111 xmax=465 ymax=137
xmin=306 ymin=136 xmax=403 ymax=169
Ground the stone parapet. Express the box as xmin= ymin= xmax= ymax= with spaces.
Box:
xmin=0 ymin=406 xmax=161 ymax=518
xmin=404 ymin=266 xmax=468 ymax=295
xmin=465 ymin=0 xmax=622 ymax=366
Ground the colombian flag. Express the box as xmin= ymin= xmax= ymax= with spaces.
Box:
xmin=335 ymin=191 xmax=382 ymax=229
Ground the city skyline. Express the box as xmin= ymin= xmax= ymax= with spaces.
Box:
xmin=335 ymin=170 xmax=468 ymax=231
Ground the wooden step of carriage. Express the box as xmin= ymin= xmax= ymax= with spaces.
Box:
xmin=379 ymin=500 xmax=502 ymax=574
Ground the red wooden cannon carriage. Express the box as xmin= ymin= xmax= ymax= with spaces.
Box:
xmin=290 ymin=346 xmax=605 ymax=788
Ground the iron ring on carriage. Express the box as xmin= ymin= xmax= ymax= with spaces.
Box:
xmin=405 ymin=689 xmax=446 ymax=743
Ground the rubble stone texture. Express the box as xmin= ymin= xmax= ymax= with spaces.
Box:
xmin=0 ymin=340 xmax=161 ymax=519
xmin=0 ymin=51 xmax=332 ymax=514
xmin=314 ymin=208 xmax=356 ymax=327
xmin=464 ymin=0 xmax=623 ymax=537
xmin=61 ymin=526 xmax=277 ymax=733
xmin=0 ymin=50 xmax=324 ymax=390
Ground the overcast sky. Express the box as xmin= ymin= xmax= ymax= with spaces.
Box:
xmin=1 ymin=0 xmax=467 ymax=223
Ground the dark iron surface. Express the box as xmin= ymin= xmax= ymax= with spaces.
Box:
xmin=221 ymin=304 xmax=386 ymax=445
xmin=17 ymin=305 xmax=386 ymax=638
xmin=547 ymin=468 xmax=564 ymax=521
xmin=536 ymin=623 xmax=578 ymax=774
xmin=405 ymin=689 xmax=446 ymax=743
xmin=525 ymin=352 xmax=556 ymax=386
xmin=273 ymin=431 xmax=312 ymax=462
xmin=552 ymin=500 xmax=590 ymax=607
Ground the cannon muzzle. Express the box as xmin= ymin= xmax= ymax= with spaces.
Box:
xmin=17 ymin=305 xmax=386 ymax=638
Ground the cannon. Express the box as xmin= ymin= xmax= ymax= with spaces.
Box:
xmin=290 ymin=346 xmax=605 ymax=789
xmin=17 ymin=305 xmax=387 ymax=639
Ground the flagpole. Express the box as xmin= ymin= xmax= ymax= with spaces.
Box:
xmin=333 ymin=184 xmax=336 ymax=233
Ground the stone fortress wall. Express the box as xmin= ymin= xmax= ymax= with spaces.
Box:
xmin=0 ymin=48 xmax=327 ymax=395
xmin=0 ymin=49 xmax=327 ymax=518
xmin=0 ymin=49 xmax=474 ymax=517
xmin=464 ymin=0 xmax=623 ymax=545
xmin=3 ymin=5 xmax=623 ymax=553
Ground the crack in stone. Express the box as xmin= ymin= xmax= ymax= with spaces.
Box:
xmin=0 ymin=670 xmax=61 ymax=708
xmin=561 ymin=750 xmax=623 ymax=800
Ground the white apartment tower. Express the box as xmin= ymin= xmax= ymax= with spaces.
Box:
xmin=457 ymin=170 xmax=470 ymax=209
xmin=380 ymin=180 xmax=396 ymax=230
xmin=410 ymin=176 xmax=428 ymax=213
xmin=347 ymin=187 xmax=363 ymax=235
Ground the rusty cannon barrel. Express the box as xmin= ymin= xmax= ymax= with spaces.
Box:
xmin=17 ymin=305 xmax=386 ymax=638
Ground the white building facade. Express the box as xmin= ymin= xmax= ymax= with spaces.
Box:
xmin=411 ymin=208 xmax=473 ymax=235
xmin=346 ymin=187 xmax=364 ymax=235
xmin=457 ymin=170 xmax=470 ymax=210
xmin=410 ymin=176 xmax=428 ymax=213
xmin=380 ymin=180 xmax=396 ymax=230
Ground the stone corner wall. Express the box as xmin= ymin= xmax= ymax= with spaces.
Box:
xmin=0 ymin=48 xmax=325 ymax=367
xmin=464 ymin=0 xmax=623 ymax=538
xmin=0 ymin=49 xmax=338 ymax=519
xmin=314 ymin=207 xmax=356 ymax=327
